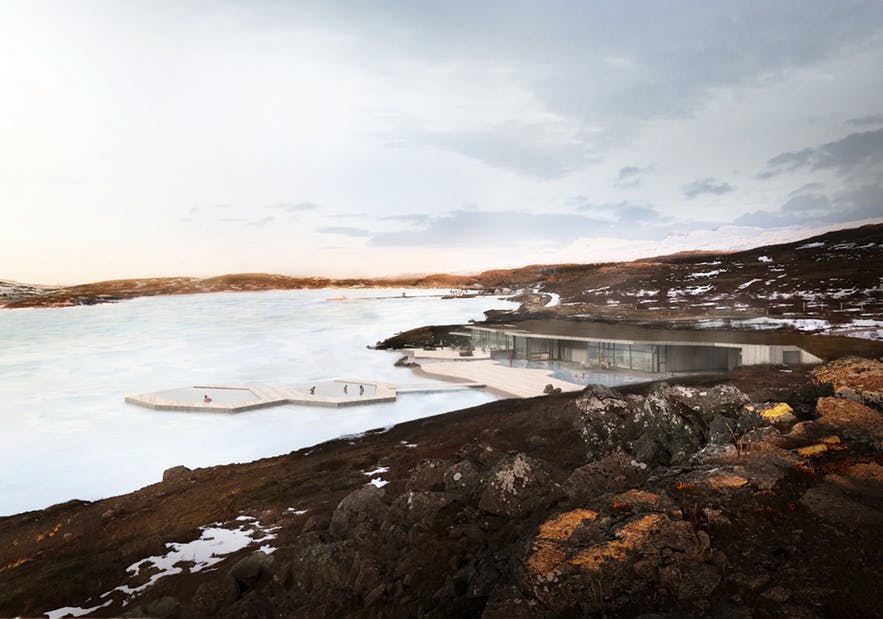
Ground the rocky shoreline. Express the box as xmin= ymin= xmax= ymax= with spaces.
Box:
xmin=2 ymin=355 xmax=882 ymax=618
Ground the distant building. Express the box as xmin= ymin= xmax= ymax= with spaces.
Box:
xmin=468 ymin=322 xmax=822 ymax=373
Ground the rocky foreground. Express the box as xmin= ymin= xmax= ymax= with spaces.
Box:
xmin=2 ymin=357 xmax=882 ymax=618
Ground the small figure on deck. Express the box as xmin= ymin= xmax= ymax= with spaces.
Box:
xmin=359 ymin=385 xmax=365 ymax=395
xmin=343 ymin=384 xmax=348 ymax=394
xmin=309 ymin=386 xmax=316 ymax=395
xmin=203 ymin=394 xmax=213 ymax=403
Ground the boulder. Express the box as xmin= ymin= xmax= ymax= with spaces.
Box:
xmin=478 ymin=453 xmax=562 ymax=518
xmin=390 ymin=490 xmax=449 ymax=527
xmin=144 ymin=596 xmax=181 ymax=619
xmin=456 ymin=439 xmax=498 ymax=468
xmin=329 ymin=485 xmax=387 ymax=541
xmin=707 ymin=415 xmax=736 ymax=445
xmin=228 ymin=550 xmax=275 ymax=590
xmin=573 ymin=385 xmax=641 ymax=460
xmin=290 ymin=541 xmax=356 ymax=593
xmin=162 ymin=465 xmax=191 ymax=483
xmin=522 ymin=510 xmax=723 ymax=615
xmin=444 ymin=460 xmax=484 ymax=501
xmin=636 ymin=384 xmax=706 ymax=464
xmin=407 ymin=459 xmax=448 ymax=491
xmin=190 ymin=577 xmax=239 ymax=616
xmin=563 ymin=452 xmax=650 ymax=502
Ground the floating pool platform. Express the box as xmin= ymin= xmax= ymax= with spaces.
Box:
xmin=125 ymin=378 xmax=485 ymax=413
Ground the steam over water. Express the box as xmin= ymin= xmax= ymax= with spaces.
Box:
xmin=0 ymin=289 xmax=517 ymax=516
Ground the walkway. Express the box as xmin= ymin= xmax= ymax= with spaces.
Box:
xmin=416 ymin=358 xmax=582 ymax=398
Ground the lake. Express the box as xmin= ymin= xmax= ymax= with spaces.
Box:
xmin=0 ymin=289 xmax=518 ymax=516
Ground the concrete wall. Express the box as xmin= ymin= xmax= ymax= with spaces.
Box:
xmin=662 ymin=345 xmax=738 ymax=372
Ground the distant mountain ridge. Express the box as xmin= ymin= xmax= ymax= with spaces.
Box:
xmin=3 ymin=224 xmax=881 ymax=328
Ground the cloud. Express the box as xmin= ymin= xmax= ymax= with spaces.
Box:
xmin=267 ymin=201 xmax=321 ymax=213
xmin=760 ymin=129 xmax=883 ymax=177
xmin=382 ymin=214 xmax=432 ymax=226
xmin=409 ymin=120 xmax=599 ymax=179
xmin=318 ymin=226 xmax=374 ymax=237
xmin=682 ymin=177 xmax=735 ymax=199
xmin=615 ymin=165 xmax=652 ymax=188
xmin=846 ymin=114 xmax=883 ymax=127
xmin=247 ymin=216 xmax=276 ymax=227
xmin=734 ymin=183 xmax=883 ymax=227
xmin=367 ymin=205 xmax=685 ymax=248
xmin=575 ymin=200 xmax=665 ymax=224
xmin=370 ymin=210 xmax=609 ymax=247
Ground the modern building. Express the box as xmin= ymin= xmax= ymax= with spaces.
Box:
xmin=467 ymin=322 xmax=823 ymax=373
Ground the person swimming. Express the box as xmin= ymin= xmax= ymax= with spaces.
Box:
xmin=203 ymin=394 xmax=213 ymax=403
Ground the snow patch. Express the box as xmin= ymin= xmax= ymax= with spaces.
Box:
xmin=368 ymin=478 xmax=389 ymax=488
xmin=757 ymin=255 xmax=773 ymax=262
xmin=796 ymin=242 xmax=825 ymax=249
xmin=737 ymin=279 xmax=763 ymax=290
xmin=363 ymin=466 xmax=389 ymax=477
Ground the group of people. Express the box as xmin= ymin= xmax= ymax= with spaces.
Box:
xmin=307 ymin=384 xmax=366 ymax=396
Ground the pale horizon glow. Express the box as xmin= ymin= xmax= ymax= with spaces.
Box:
xmin=2 ymin=1 xmax=882 ymax=285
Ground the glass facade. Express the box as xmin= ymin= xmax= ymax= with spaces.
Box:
xmin=471 ymin=328 xmax=667 ymax=373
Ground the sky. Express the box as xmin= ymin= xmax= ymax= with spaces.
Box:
xmin=2 ymin=0 xmax=882 ymax=285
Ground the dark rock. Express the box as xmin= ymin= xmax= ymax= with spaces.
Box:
xmin=637 ymin=384 xmax=707 ymax=464
xmin=301 ymin=511 xmax=331 ymax=533
xmin=407 ymin=459 xmax=448 ymax=491
xmin=190 ymin=577 xmax=239 ymax=616
xmin=483 ymin=585 xmax=543 ymax=618
xmin=364 ymin=583 xmax=386 ymax=608
xmin=162 ymin=465 xmax=191 ymax=482
xmin=444 ymin=459 xmax=484 ymax=501
xmin=690 ymin=443 xmax=739 ymax=464
xmin=144 ymin=596 xmax=181 ymax=619
xmin=697 ymin=385 xmax=751 ymax=418
xmin=228 ymin=550 xmax=275 ymax=590
xmin=391 ymin=490 xmax=449 ymax=527
xmin=563 ymin=452 xmax=650 ymax=502
xmin=523 ymin=510 xmax=723 ymax=615
xmin=742 ymin=425 xmax=780 ymax=445
xmin=573 ymin=384 xmax=640 ymax=459
xmin=456 ymin=439 xmax=498 ymax=468
xmin=329 ymin=485 xmax=387 ymax=541
xmin=735 ymin=409 xmax=765 ymax=434
xmin=478 ymin=453 xmax=562 ymax=518
xmin=708 ymin=415 xmax=737 ymax=444
xmin=290 ymin=541 xmax=356 ymax=593
xmin=632 ymin=433 xmax=671 ymax=466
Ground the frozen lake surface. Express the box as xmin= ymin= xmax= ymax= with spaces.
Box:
xmin=0 ymin=289 xmax=517 ymax=516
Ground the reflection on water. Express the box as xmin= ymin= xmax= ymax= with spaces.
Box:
xmin=499 ymin=358 xmax=658 ymax=387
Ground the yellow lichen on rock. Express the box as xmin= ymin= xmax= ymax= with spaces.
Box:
xmin=527 ymin=508 xmax=598 ymax=579
xmin=569 ymin=514 xmax=666 ymax=573
xmin=797 ymin=444 xmax=828 ymax=457
xmin=761 ymin=403 xmax=793 ymax=419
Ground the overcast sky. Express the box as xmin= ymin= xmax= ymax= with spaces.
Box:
xmin=2 ymin=1 xmax=882 ymax=284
